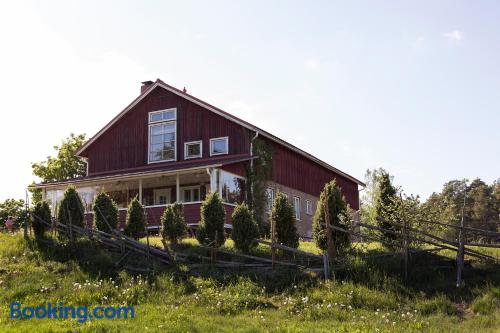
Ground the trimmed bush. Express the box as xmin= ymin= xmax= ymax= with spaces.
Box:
xmin=312 ymin=180 xmax=352 ymax=255
xmin=374 ymin=171 xmax=399 ymax=249
xmin=92 ymin=192 xmax=119 ymax=234
xmin=270 ymin=192 xmax=299 ymax=249
xmin=196 ymin=192 xmax=226 ymax=247
xmin=231 ymin=203 xmax=259 ymax=253
xmin=161 ymin=202 xmax=187 ymax=245
xmin=124 ymin=197 xmax=146 ymax=239
xmin=32 ymin=201 xmax=51 ymax=238
xmin=57 ymin=186 xmax=85 ymax=228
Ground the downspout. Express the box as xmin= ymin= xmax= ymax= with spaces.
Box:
xmin=250 ymin=131 xmax=259 ymax=166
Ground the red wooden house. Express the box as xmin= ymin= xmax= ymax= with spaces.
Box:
xmin=34 ymin=79 xmax=364 ymax=236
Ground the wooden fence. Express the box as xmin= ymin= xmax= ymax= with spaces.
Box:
xmin=30 ymin=205 xmax=499 ymax=285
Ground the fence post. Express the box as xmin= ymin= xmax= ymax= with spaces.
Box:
xmin=456 ymin=192 xmax=467 ymax=287
xmin=456 ymin=224 xmax=465 ymax=287
xmin=402 ymin=218 xmax=409 ymax=283
xmin=324 ymin=201 xmax=335 ymax=261
xmin=271 ymin=219 xmax=276 ymax=270
xmin=24 ymin=190 xmax=29 ymax=239
xmin=213 ymin=230 xmax=219 ymax=265
xmin=323 ymin=253 xmax=330 ymax=280
xmin=67 ymin=204 xmax=74 ymax=244
xmin=145 ymin=211 xmax=151 ymax=261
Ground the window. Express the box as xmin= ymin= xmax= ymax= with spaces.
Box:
xmin=182 ymin=186 xmax=200 ymax=203
xmin=266 ymin=188 xmax=275 ymax=211
xmin=154 ymin=188 xmax=171 ymax=205
xmin=217 ymin=170 xmax=245 ymax=204
xmin=184 ymin=141 xmax=202 ymax=159
xmin=148 ymin=108 xmax=176 ymax=163
xmin=294 ymin=196 xmax=301 ymax=221
xmin=282 ymin=192 xmax=289 ymax=201
xmin=305 ymin=200 xmax=313 ymax=215
xmin=149 ymin=109 xmax=176 ymax=123
xmin=210 ymin=137 xmax=228 ymax=156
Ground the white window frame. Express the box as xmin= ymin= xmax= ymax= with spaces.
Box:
xmin=209 ymin=136 xmax=229 ymax=156
xmin=148 ymin=108 xmax=177 ymax=164
xmin=266 ymin=188 xmax=275 ymax=211
xmin=181 ymin=185 xmax=201 ymax=203
xmin=149 ymin=108 xmax=177 ymax=124
xmin=294 ymin=196 xmax=301 ymax=221
xmin=153 ymin=188 xmax=171 ymax=205
xmin=305 ymin=199 xmax=313 ymax=215
xmin=184 ymin=140 xmax=202 ymax=159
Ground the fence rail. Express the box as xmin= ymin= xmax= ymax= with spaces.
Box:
xmin=30 ymin=207 xmax=499 ymax=285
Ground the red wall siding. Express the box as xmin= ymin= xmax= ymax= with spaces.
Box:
xmin=267 ymin=139 xmax=359 ymax=210
xmin=221 ymin=161 xmax=248 ymax=177
xmin=85 ymin=203 xmax=235 ymax=228
xmin=84 ymin=87 xmax=250 ymax=175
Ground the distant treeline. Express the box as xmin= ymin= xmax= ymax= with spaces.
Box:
xmin=361 ymin=168 xmax=500 ymax=243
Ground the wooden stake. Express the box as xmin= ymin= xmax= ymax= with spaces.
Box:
xmin=400 ymin=194 xmax=409 ymax=284
xmin=402 ymin=218 xmax=409 ymax=283
xmin=323 ymin=189 xmax=335 ymax=261
xmin=323 ymin=253 xmax=330 ymax=280
xmin=271 ymin=219 xmax=276 ymax=270
xmin=456 ymin=191 xmax=467 ymax=287
xmin=67 ymin=204 xmax=74 ymax=244
xmin=24 ymin=190 xmax=29 ymax=239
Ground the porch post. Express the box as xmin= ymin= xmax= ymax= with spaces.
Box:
xmin=176 ymin=173 xmax=180 ymax=202
xmin=209 ymin=168 xmax=218 ymax=193
xmin=138 ymin=179 xmax=143 ymax=204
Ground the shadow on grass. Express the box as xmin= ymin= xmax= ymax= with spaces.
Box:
xmin=27 ymin=235 xmax=317 ymax=293
xmin=336 ymin=246 xmax=500 ymax=303
xmin=27 ymin=234 xmax=500 ymax=300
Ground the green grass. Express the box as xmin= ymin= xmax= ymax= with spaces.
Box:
xmin=1 ymin=232 xmax=499 ymax=332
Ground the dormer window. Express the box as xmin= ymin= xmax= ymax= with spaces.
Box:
xmin=210 ymin=137 xmax=229 ymax=156
xmin=148 ymin=108 xmax=177 ymax=163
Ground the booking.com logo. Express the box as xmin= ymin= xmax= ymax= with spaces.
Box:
xmin=10 ymin=302 xmax=135 ymax=323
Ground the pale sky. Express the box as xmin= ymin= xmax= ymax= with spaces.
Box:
xmin=0 ymin=1 xmax=499 ymax=202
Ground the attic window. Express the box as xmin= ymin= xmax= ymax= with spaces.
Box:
xmin=148 ymin=108 xmax=177 ymax=163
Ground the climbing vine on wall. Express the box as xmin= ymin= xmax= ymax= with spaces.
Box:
xmin=246 ymin=136 xmax=272 ymax=236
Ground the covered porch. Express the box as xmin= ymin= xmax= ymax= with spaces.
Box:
xmin=40 ymin=166 xmax=246 ymax=229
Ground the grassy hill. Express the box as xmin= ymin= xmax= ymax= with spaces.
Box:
xmin=0 ymin=232 xmax=499 ymax=332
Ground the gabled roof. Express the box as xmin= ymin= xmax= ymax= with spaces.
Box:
xmin=76 ymin=79 xmax=364 ymax=186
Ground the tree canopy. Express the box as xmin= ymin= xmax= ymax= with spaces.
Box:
xmin=0 ymin=199 xmax=27 ymax=230
xmin=361 ymin=167 xmax=500 ymax=243
xmin=30 ymin=133 xmax=87 ymax=204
